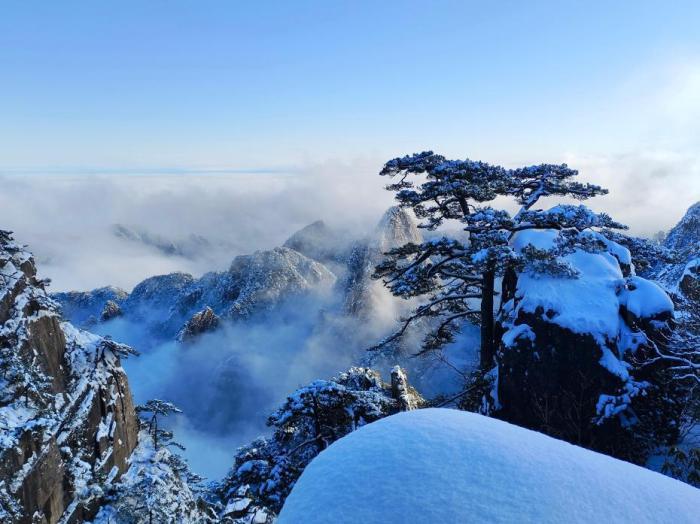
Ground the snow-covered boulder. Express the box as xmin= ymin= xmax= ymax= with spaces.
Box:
xmin=497 ymin=228 xmax=678 ymax=462
xmin=279 ymin=408 xmax=700 ymax=524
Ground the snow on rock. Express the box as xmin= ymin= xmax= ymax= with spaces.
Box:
xmin=176 ymin=306 xmax=221 ymax=342
xmin=0 ymin=230 xmax=139 ymax=522
xmin=511 ymin=229 xmax=625 ymax=340
xmin=54 ymin=247 xmax=336 ymax=340
xmin=653 ymin=201 xmax=700 ymax=293
xmin=664 ymin=201 xmax=700 ymax=255
xmin=374 ymin=206 xmax=422 ymax=252
xmin=619 ymin=276 xmax=674 ymax=320
xmin=498 ymin=226 xmax=677 ymax=457
xmin=343 ymin=207 xmax=421 ymax=317
xmin=279 ymin=408 xmax=700 ymax=524
xmin=53 ymin=286 xmax=128 ymax=327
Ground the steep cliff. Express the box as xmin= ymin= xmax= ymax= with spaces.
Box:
xmin=342 ymin=206 xmax=422 ymax=317
xmin=0 ymin=231 xmax=139 ymax=523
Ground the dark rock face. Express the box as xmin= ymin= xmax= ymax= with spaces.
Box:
xmin=679 ymin=261 xmax=699 ymax=302
xmin=497 ymin=311 xmax=635 ymax=457
xmin=0 ymin=231 xmax=139 ymax=523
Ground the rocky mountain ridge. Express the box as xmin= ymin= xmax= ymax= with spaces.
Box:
xmin=0 ymin=231 xmax=139 ymax=523
xmin=54 ymin=207 xmax=422 ymax=344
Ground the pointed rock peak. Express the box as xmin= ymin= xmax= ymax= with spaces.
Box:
xmin=285 ymin=220 xmax=328 ymax=242
xmin=228 ymin=247 xmax=336 ymax=286
xmin=375 ymin=206 xmax=422 ymax=251
xmin=177 ymin=306 xmax=220 ymax=342
xmin=282 ymin=220 xmax=341 ymax=262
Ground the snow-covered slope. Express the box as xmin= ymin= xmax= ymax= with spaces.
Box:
xmin=279 ymin=408 xmax=700 ymax=524
xmin=665 ymin=202 xmax=700 ymax=255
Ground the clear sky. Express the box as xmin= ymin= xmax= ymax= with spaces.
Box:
xmin=2 ymin=1 xmax=700 ymax=172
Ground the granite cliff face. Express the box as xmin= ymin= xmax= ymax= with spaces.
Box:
xmin=0 ymin=231 xmax=139 ymax=523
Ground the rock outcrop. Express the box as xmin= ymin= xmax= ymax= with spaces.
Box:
xmin=100 ymin=300 xmax=123 ymax=322
xmin=0 ymin=231 xmax=139 ymax=523
xmin=177 ymin=306 xmax=220 ymax=342
xmin=342 ymin=206 xmax=421 ymax=316
xmin=496 ymin=228 xmax=679 ymax=462
xmin=282 ymin=220 xmax=342 ymax=265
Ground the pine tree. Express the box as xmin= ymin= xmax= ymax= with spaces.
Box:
xmin=215 ymin=367 xmax=423 ymax=522
xmin=374 ymin=152 xmax=616 ymax=369
xmin=96 ymin=400 xmax=214 ymax=523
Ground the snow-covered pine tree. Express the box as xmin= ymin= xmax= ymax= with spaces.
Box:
xmin=135 ymin=399 xmax=183 ymax=451
xmin=374 ymin=152 xmax=615 ymax=368
xmin=215 ymin=367 xmax=423 ymax=523
xmin=94 ymin=400 xmax=215 ymax=523
xmin=373 ymin=152 xmax=692 ymax=465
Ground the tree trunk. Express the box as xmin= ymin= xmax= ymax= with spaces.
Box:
xmin=480 ymin=268 xmax=496 ymax=370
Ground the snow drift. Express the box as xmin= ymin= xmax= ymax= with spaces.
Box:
xmin=279 ymin=408 xmax=699 ymax=524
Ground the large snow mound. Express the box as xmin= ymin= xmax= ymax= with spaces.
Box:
xmin=512 ymin=229 xmax=625 ymax=339
xmin=279 ymin=408 xmax=699 ymax=524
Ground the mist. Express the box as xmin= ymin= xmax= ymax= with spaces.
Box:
xmin=1 ymin=153 xmax=695 ymax=479
xmin=0 ymin=159 xmax=394 ymax=292
xmin=88 ymin=287 xmax=418 ymax=478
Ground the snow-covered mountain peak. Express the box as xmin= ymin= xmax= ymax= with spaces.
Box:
xmin=374 ymin=206 xmax=421 ymax=252
xmin=229 ymin=246 xmax=335 ymax=287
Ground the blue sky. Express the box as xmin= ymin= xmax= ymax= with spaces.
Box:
xmin=2 ymin=1 xmax=700 ymax=171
